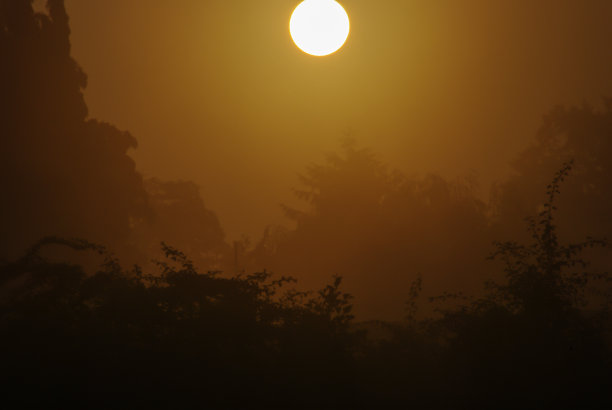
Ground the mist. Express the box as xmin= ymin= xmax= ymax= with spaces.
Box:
xmin=63 ymin=0 xmax=612 ymax=240
xmin=2 ymin=1 xmax=612 ymax=407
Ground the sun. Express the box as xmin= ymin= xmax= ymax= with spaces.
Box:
xmin=289 ymin=0 xmax=350 ymax=57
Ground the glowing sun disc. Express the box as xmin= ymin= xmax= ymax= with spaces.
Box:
xmin=290 ymin=0 xmax=350 ymax=56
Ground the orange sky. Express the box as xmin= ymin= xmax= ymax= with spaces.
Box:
xmin=63 ymin=0 xmax=612 ymax=241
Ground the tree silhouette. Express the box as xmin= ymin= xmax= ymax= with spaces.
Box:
xmin=0 ymin=0 xmax=226 ymax=268
xmin=130 ymin=178 xmax=230 ymax=270
xmin=435 ymin=162 xmax=612 ymax=409
xmin=489 ymin=161 xmax=608 ymax=314
xmin=0 ymin=0 xmax=149 ymax=258
xmin=250 ymin=141 xmax=491 ymax=319
xmin=358 ymin=162 xmax=612 ymax=409
xmin=491 ymin=101 xmax=612 ymax=269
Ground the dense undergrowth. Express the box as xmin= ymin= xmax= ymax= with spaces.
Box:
xmin=1 ymin=164 xmax=611 ymax=409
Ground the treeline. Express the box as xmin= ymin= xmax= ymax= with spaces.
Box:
xmin=244 ymin=106 xmax=612 ymax=318
xmin=1 ymin=164 xmax=611 ymax=408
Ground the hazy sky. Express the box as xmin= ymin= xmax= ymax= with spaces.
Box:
xmin=63 ymin=0 xmax=612 ymax=241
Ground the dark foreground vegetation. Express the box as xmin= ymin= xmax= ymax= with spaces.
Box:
xmin=2 ymin=164 xmax=611 ymax=409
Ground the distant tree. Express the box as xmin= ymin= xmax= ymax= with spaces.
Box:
xmin=491 ymin=101 xmax=612 ymax=243
xmin=130 ymin=178 xmax=230 ymax=270
xmin=249 ymin=141 xmax=491 ymax=320
xmin=359 ymin=162 xmax=612 ymax=409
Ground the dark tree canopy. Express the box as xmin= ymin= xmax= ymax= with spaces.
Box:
xmin=0 ymin=0 xmax=148 ymax=258
xmin=0 ymin=0 xmax=226 ymax=265
xmin=0 ymin=237 xmax=359 ymax=408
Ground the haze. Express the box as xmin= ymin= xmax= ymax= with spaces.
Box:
xmin=4 ymin=1 xmax=612 ymax=406
xmin=64 ymin=0 xmax=612 ymax=240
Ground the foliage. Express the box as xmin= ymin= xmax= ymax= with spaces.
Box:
xmin=1 ymin=163 xmax=611 ymax=408
xmin=0 ymin=236 xmax=360 ymax=407
xmin=0 ymin=0 xmax=226 ymax=270
xmin=0 ymin=0 xmax=149 ymax=256
xmin=354 ymin=162 xmax=612 ymax=409
xmin=488 ymin=161 xmax=608 ymax=313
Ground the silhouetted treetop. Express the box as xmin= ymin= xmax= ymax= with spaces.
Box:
xmin=0 ymin=0 xmax=148 ymax=257
xmin=0 ymin=1 xmax=226 ymax=266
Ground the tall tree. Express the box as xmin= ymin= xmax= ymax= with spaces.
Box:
xmin=0 ymin=1 xmax=228 ymax=265
xmin=0 ymin=0 xmax=149 ymax=258
xmin=250 ymin=142 xmax=491 ymax=319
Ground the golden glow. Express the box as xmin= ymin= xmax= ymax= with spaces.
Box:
xmin=289 ymin=0 xmax=350 ymax=57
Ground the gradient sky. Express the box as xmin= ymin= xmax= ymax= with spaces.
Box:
xmin=62 ymin=0 xmax=612 ymax=240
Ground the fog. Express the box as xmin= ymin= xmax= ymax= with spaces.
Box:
xmin=3 ymin=1 xmax=612 ymax=406
xmin=63 ymin=0 xmax=612 ymax=240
